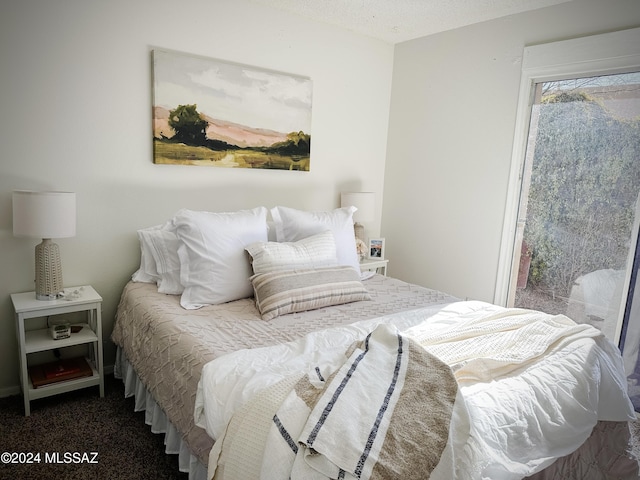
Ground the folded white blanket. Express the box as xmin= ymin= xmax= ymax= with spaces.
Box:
xmin=405 ymin=306 xmax=601 ymax=382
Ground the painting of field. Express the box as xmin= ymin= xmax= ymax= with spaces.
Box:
xmin=152 ymin=49 xmax=312 ymax=170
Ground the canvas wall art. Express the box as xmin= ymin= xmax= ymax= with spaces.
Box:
xmin=152 ymin=49 xmax=312 ymax=170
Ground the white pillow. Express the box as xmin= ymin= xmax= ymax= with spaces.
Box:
xmin=270 ymin=206 xmax=361 ymax=275
xmin=246 ymin=230 xmax=338 ymax=275
xmin=140 ymin=227 xmax=183 ymax=295
xmin=173 ymin=207 xmax=269 ymax=309
xmin=131 ymin=222 xmax=183 ymax=294
xmin=131 ymin=224 xmax=162 ymax=284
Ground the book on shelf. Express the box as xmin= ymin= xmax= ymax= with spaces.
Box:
xmin=29 ymin=357 xmax=93 ymax=388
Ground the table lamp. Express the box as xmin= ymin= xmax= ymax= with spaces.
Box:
xmin=341 ymin=192 xmax=375 ymax=241
xmin=13 ymin=191 xmax=77 ymax=300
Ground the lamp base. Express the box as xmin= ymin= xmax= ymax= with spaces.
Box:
xmin=36 ymin=292 xmax=63 ymax=301
xmin=354 ymin=222 xmax=365 ymax=242
xmin=35 ymin=239 xmax=64 ymax=301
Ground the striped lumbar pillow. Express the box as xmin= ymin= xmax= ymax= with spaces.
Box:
xmin=245 ymin=230 xmax=338 ymax=275
xmin=251 ymin=266 xmax=371 ymax=321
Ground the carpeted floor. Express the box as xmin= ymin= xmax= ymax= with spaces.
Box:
xmin=0 ymin=375 xmax=188 ymax=480
xmin=1 ymin=374 xmax=639 ymax=479
xmin=630 ymin=417 xmax=640 ymax=461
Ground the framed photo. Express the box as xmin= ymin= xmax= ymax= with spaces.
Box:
xmin=368 ymin=238 xmax=385 ymax=259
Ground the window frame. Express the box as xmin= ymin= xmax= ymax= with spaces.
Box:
xmin=494 ymin=27 xmax=640 ymax=345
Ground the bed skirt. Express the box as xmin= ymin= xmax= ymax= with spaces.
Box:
xmin=114 ymin=347 xmax=208 ymax=480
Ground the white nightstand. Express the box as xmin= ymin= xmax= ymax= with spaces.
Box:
xmin=11 ymin=285 xmax=104 ymax=416
xmin=360 ymin=258 xmax=389 ymax=276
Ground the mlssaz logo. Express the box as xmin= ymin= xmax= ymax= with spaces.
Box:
xmin=45 ymin=452 xmax=99 ymax=464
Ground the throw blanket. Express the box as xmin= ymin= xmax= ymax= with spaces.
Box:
xmin=196 ymin=301 xmax=636 ymax=480
xmin=208 ymin=324 xmax=467 ymax=480
xmin=405 ymin=305 xmax=603 ymax=382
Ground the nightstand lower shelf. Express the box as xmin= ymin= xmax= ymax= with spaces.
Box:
xmin=27 ymin=357 xmax=101 ymax=401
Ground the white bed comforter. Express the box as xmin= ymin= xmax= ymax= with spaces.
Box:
xmin=194 ymin=301 xmax=636 ymax=479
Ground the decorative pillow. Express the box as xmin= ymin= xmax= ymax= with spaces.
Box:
xmin=173 ymin=207 xmax=269 ymax=309
xmin=270 ymin=206 xmax=361 ymax=276
xmin=251 ymin=266 xmax=371 ymax=321
xmin=246 ymin=230 xmax=338 ymax=275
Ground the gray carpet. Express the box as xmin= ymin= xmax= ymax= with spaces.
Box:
xmin=0 ymin=375 xmax=188 ymax=480
xmin=631 ymin=417 xmax=640 ymax=461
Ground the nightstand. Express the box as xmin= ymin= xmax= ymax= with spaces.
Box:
xmin=360 ymin=258 xmax=389 ymax=276
xmin=11 ymin=285 xmax=104 ymax=416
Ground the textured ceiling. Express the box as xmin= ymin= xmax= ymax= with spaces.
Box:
xmin=249 ymin=0 xmax=573 ymax=43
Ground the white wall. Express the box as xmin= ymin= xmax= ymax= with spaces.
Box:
xmin=0 ymin=0 xmax=394 ymax=393
xmin=383 ymin=0 xmax=640 ymax=302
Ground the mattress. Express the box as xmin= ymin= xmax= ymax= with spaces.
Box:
xmin=110 ymin=274 xmax=459 ymax=466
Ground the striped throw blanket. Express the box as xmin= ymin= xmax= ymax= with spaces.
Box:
xmin=208 ymin=323 xmax=465 ymax=480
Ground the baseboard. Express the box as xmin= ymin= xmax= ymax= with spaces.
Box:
xmin=0 ymin=385 xmax=21 ymax=398
xmin=0 ymin=363 xmax=115 ymax=398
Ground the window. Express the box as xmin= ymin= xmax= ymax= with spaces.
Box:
xmin=513 ymin=72 xmax=640 ymax=342
xmin=496 ymin=28 xmax=640 ymax=409
xmin=496 ymin=27 xmax=640 ymax=325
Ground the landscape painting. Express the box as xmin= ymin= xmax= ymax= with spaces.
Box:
xmin=152 ymin=49 xmax=312 ymax=170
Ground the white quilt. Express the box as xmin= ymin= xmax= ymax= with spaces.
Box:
xmin=194 ymin=301 xmax=635 ymax=479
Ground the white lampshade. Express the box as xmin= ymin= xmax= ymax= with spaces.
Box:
xmin=13 ymin=191 xmax=76 ymax=239
xmin=13 ymin=191 xmax=76 ymax=300
xmin=341 ymin=192 xmax=375 ymax=223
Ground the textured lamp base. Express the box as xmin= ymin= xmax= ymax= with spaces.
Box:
xmin=35 ymin=239 xmax=64 ymax=300
xmin=354 ymin=222 xmax=365 ymax=242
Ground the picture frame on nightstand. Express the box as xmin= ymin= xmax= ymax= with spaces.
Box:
xmin=368 ymin=238 xmax=385 ymax=259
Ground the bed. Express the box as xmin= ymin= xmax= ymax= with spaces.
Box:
xmin=110 ymin=205 xmax=639 ymax=480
